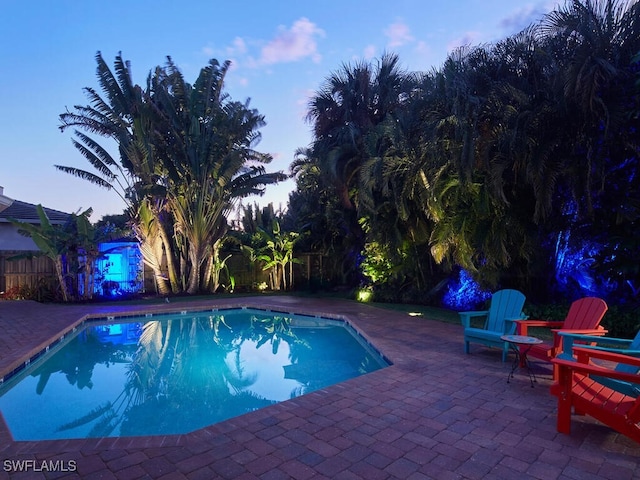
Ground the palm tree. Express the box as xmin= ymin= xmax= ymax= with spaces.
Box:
xmin=287 ymin=147 xmax=365 ymax=285
xmin=306 ymin=53 xmax=411 ymax=211
xmin=255 ymin=220 xmax=300 ymax=290
xmin=59 ymin=53 xmax=286 ymax=294
xmin=538 ymin=0 xmax=640 ymax=216
xmin=58 ymin=52 xmax=179 ymax=295
xmin=150 ymin=58 xmax=287 ymax=293
xmin=303 ymin=54 xmax=416 ymax=286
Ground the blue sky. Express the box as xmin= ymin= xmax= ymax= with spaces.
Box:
xmin=0 ymin=0 xmax=558 ymax=221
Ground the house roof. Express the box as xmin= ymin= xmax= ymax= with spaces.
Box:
xmin=0 ymin=200 xmax=71 ymax=225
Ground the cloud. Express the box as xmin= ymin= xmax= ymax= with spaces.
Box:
xmin=259 ymin=18 xmax=325 ymax=65
xmin=437 ymin=2 xmax=558 ymax=59
xmin=447 ymin=31 xmax=482 ymax=52
xmin=499 ymin=2 xmax=558 ymax=32
xmin=227 ymin=37 xmax=248 ymax=56
xmin=363 ymin=45 xmax=377 ymax=60
xmin=384 ymin=21 xmax=414 ymax=48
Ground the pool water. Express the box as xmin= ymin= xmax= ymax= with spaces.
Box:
xmin=0 ymin=308 xmax=389 ymax=440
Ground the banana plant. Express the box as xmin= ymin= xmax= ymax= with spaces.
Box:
xmin=10 ymin=205 xmax=73 ymax=301
xmin=254 ymin=219 xmax=301 ymax=290
xmin=10 ymin=206 xmax=101 ymax=301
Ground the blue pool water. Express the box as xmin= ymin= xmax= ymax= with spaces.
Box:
xmin=0 ymin=308 xmax=389 ymax=440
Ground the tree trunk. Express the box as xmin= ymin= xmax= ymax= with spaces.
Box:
xmin=186 ymin=242 xmax=207 ymax=294
xmin=203 ymin=254 xmax=214 ymax=292
xmin=289 ymin=260 xmax=293 ymax=290
xmin=281 ymin=264 xmax=287 ymax=290
xmin=158 ymin=222 xmax=180 ymax=294
xmin=54 ymin=256 xmax=69 ymax=302
xmin=139 ymin=238 xmax=170 ymax=295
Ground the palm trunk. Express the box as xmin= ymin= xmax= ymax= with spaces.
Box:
xmin=139 ymin=238 xmax=170 ymax=295
xmin=187 ymin=242 xmax=206 ymax=294
xmin=158 ymin=222 xmax=180 ymax=294
xmin=83 ymin=253 xmax=95 ymax=300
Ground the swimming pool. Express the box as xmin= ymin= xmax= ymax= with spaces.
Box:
xmin=0 ymin=308 xmax=389 ymax=440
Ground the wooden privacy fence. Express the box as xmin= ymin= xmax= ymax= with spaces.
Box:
xmin=0 ymin=250 xmax=332 ymax=295
xmin=224 ymin=252 xmax=327 ymax=291
xmin=0 ymin=251 xmax=56 ymax=293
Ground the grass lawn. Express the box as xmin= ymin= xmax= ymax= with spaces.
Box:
xmin=370 ymin=301 xmax=460 ymax=325
xmin=370 ymin=300 xmax=556 ymax=340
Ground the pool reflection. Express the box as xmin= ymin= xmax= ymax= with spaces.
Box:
xmin=0 ymin=310 xmax=387 ymax=439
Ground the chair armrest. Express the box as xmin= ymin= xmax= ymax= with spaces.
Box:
xmin=517 ymin=320 xmax=564 ymax=327
xmin=552 ymin=329 xmax=606 ymax=352
xmin=558 ymin=331 xmax=618 ymax=357
xmin=557 ymin=332 xmax=633 ymax=346
xmin=553 ymin=352 xmax=640 ymax=383
xmin=515 ymin=319 xmax=563 ymax=336
xmin=459 ymin=310 xmax=489 ymax=328
xmin=504 ymin=316 xmax=528 ymax=334
xmin=583 ymin=347 xmax=640 ymax=357
xmin=572 ymin=346 xmax=640 ymax=368
xmin=551 ymin=328 xmax=606 ymax=335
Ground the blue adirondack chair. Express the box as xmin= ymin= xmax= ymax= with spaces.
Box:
xmin=460 ymin=289 xmax=527 ymax=362
xmin=558 ymin=330 xmax=640 ymax=398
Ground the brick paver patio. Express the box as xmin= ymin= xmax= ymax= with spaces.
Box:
xmin=0 ymin=296 xmax=638 ymax=479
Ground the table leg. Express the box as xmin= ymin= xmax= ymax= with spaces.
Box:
xmin=507 ymin=344 xmax=519 ymax=383
xmin=506 ymin=343 xmax=537 ymax=387
xmin=521 ymin=346 xmax=537 ymax=388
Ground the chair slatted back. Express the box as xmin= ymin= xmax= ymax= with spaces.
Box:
xmin=563 ymin=297 xmax=608 ymax=330
xmin=486 ymin=289 xmax=526 ymax=333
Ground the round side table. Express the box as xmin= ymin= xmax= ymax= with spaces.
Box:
xmin=501 ymin=334 xmax=543 ymax=387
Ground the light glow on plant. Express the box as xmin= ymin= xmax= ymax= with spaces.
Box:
xmin=356 ymin=288 xmax=373 ymax=302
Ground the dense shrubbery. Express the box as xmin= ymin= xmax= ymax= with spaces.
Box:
xmin=288 ymin=0 xmax=640 ymax=309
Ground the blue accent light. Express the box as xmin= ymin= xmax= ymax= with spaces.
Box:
xmin=95 ymin=242 xmax=143 ymax=297
xmin=442 ymin=269 xmax=491 ymax=310
xmin=551 ymin=201 xmax=617 ymax=300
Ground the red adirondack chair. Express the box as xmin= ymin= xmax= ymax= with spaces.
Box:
xmin=515 ymin=297 xmax=608 ymax=376
xmin=551 ymin=347 xmax=640 ymax=443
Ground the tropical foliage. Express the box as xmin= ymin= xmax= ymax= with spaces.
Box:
xmin=50 ymin=0 xmax=640 ymax=308
xmin=10 ymin=206 xmax=100 ymax=301
xmin=58 ymin=54 xmax=286 ymax=295
xmin=292 ymin=0 xmax=640 ymax=305
xmin=237 ymin=203 xmax=300 ymax=290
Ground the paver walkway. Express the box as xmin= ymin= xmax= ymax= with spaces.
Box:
xmin=0 ymin=296 xmax=638 ymax=479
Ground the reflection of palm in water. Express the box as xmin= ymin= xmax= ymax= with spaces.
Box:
xmin=52 ymin=313 xmax=309 ymax=437
xmin=32 ymin=312 xmax=379 ymax=437
xmin=32 ymin=330 xmax=132 ymax=395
